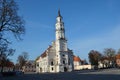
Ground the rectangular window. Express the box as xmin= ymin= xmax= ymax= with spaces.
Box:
xmin=51 ymin=61 xmax=53 ymax=66
xmin=51 ymin=67 xmax=54 ymax=71
xmin=63 ymin=60 xmax=65 ymax=64
xmin=37 ymin=64 xmax=39 ymax=67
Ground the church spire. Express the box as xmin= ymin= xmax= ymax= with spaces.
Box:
xmin=58 ymin=9 xmax=62 ymax=18
xmin=55 ymin=10 xmax=66 ymax=40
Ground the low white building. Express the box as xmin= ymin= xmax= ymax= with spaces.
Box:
xmin=22 ymin=60 xmax=36 ymax=72
xmin=73 ymin=55 xmax=92 ymax=70
xmin=36 ymin=10 xmax=74 ymax=73
xmin=98 ymin=57 xmax=113 ymax=68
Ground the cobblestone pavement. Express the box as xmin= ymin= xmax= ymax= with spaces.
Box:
xmin=1 ymin=68 xmax=120 ymax=80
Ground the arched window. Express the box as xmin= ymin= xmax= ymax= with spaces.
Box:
xmin=51 ymin=61 xmax=53 ymax=66
xmin=51 ymin=67 xmax=54 ymax=71
xmin=63 ymin=60 xmax=65 ymax=64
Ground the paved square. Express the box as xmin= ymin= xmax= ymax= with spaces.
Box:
xmin=1 ymin=69 xmax=120 ymax=80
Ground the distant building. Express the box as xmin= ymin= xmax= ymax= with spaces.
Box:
xmin=73 ymin=55 xmax=91 ymax=70
xmin=73 ymin=56 xmax=81 ymax=68
xmin=22 ymin=60 xmax=36 ymax=72
xmin=36 ymin=10 xmax=74 ymax=73
xmin=0 ymin=61 xmax=14 ymax=72
xmin=98 ymin=57 xmax=113 ymax=68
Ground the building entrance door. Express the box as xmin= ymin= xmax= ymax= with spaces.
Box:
xmin=40 ymin=68 xmax=42 ymax=72
xmin=64 ymin=67 xmax=67 ymax=72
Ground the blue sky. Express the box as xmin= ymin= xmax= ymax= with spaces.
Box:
xmin=11 ymin=0 xmax=120 ymax=63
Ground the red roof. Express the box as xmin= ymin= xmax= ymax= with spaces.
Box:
xmin=73 ymin=56 xmax=81 ymax=62
xmin=116 ymin=54 xmax=120 ymax=59
xmin=40 ymin=45 xmax=52 ymax=58
xmin=41 ymin=51 xmax=47 ymax=58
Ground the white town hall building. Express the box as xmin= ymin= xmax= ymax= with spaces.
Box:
xmin=36 ymin=10 xmax=74 ymax=73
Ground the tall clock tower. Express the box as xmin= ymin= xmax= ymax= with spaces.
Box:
xmin=55 ymin=10 xmax=67 ymax=52
xmin=55 ymin=10 xmax=71 ymax=72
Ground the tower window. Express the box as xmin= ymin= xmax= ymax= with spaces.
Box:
xmin=63 ymin=54 xmax=65 ymax=57
xmin=63 ymin=60 xmax=65 ymax=64
xmin=51 ymin=67 xmax=54 ymax=71
xmin=51 ymin=61 xmax=53 ymax=66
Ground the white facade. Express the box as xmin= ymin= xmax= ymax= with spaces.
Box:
xmin=73 ymin=56 xmax=92 ymax=70
xmin=36 ymin=10 xmax=74 ymax=73
xmin=98 ymin=60 xmax=112 ymax=68
xmin=74 ymin=64 xmax=92 ymax=70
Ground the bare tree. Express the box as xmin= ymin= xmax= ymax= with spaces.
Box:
xmin=104 ymin=48 xmax=116 ymax=57
xmin=103 ymin=48 xmax=116 ymax=67
xmin=17 ymin=52 xmax=29 ymax=69
xmin=0 ymin=0 xmax=25 ymax=72
xmin=0 ymin=43 xmax=15 ymax=72
xmin=0 ymin=0 xmax=25 ymax=43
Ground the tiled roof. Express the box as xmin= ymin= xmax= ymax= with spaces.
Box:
xmin=41 ymin=51 xmax=47 ymax=58
xmin=35 ymin=56 xmax=40 ymax=61
xmin=40 ymin=45 xmax=52 ymax=58
xmin=116 ymin=54 xmax=120 ymax=59
xmin=73 ymin=55 xmax=81 ymax=62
